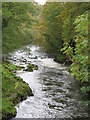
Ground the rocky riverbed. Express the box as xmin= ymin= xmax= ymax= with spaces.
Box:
xmin=8 ymin=45 xmax=89 ymax=119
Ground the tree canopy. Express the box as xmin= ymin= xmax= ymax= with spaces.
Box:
xmin=2 ymin=2 xmax=41 ymax=54
xmin=39 ymin=2 xmax=89 ymax=96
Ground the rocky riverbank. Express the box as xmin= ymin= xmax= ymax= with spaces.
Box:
xmin=2 ymin=61 xmax=36 ymax=120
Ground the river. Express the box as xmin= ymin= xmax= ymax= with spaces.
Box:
xmin=9 ymin=45 xmax=88 ymax=118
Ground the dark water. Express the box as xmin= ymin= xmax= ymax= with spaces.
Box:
xmin=9 ymin=45 xmax=88 ymax=118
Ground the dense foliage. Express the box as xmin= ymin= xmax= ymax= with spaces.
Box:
xmin=41 ymin=3 xmax=63 ymax=52
xmin=70 ymin=12 xmax=89 ymax=94
xmin=39 ymin=2 xmax=89 ymax=96
xmin=39 ymin=2 xmax=88 ymax=52
xmin=2 ymin=3 xmax=41 ymax=119
xmin=2 ymin=2 xmax=89 ymax=116
xmin=2 ymin=2 xmax=41 ymax=54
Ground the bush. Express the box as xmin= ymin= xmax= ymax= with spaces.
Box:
xmin=54 ymin=53 xmax=66 ymax=64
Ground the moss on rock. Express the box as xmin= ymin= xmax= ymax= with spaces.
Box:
xmin=34 ymin=65 xmax=38 ymax=70
xmin=26 ymin=64 xmax=33 ymax=72
xmin=2 ymin=61 xmax=33 ymax=120
xmin=26 ymin=64 xmax=38 ymax=72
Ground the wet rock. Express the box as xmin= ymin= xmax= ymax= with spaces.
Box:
xmin=34 ymin=65 xmax=38 ymax=70
xmin=28 ymin=57 xmax=34 ymax=59
xmin=22 ymin=59 xmax=27 ymax=62
xmin=35 ymin=56 xmax=37 ymax=59
xmin=13 ymin=58 xmax=17 ymax=61
xmin=28 ymin=55 xmax=37 ymax=59
xmin=53 ymin=98 xmax=66 ymax=104
xmin=16 ymin=58 xmax=20 ymax=61
xmin=28 ymin=53 xmax=32 ymax=55
xmin=13 ymin=70 xmax=17 ymax=73
xmin=7 ymin=57 xmax=12 ymax=61
xmin=24 ymin=63 xmax=38 ymax=72
xmin=57 ymin=72 xmax=63 ymax=76
xmin=55 ymin=88 xmax=64 ymax=93
xmin=41 ymin=56 xmax=46 ymax=59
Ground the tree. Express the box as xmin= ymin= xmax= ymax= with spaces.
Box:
xmin=2 ymin=2 xmax=40 ymax=54
xmin=40 ymin=2 xmax=63 ymax=52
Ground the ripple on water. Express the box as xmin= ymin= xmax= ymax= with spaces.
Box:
xmin=9 ymin=45 xmax=89 ymax=118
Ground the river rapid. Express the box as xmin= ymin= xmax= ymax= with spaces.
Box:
xmin=9 ymin=45 xmax=88 ymax=119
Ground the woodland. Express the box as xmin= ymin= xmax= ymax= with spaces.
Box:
xmin=2 ymin=2 xmax=89 ymax=119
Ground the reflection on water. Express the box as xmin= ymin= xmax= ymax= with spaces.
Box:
xmin=10 ymin=45 xmax=88 ymax=118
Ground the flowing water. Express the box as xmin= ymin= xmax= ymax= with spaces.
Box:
xmin=9 ymin=45 xmax=88 ymax=118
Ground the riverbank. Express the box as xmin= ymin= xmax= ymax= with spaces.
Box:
xmin=2 ymin=61 xmax=34 ymax=120
xmin=54 ymin=53 xmax=72 ymax=67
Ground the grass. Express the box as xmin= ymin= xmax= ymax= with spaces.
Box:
xmin=2 ymin=61 xmax=33 ymax=120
